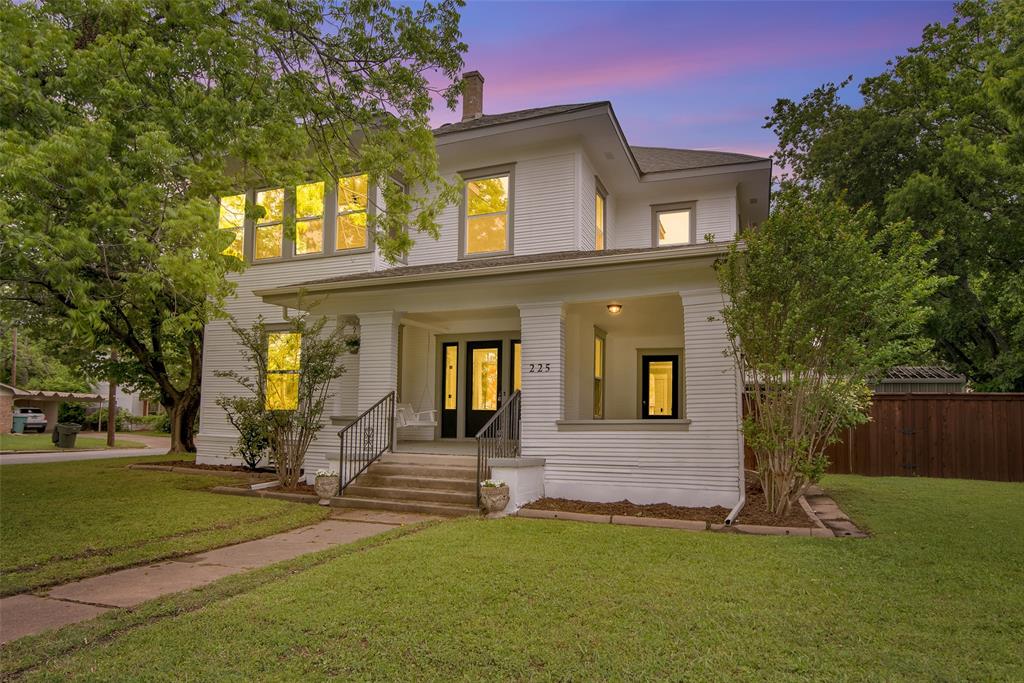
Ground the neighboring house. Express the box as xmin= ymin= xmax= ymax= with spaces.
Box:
xmin=0 ymin=383 xmax=104 ymax=434
xmin=197 ymin=72 xmax=771 ymax=512
xmin=91 ymin=382 xmax=159 ymax=421
xmin=873 ymin=366 xmax=967 ymax=394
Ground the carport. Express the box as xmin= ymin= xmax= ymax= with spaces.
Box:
xmin=0 ymin=383 xmax=104 ymax=434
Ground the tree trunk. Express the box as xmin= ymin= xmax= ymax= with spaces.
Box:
xmin=166 ymin=392 xmax=200 ymax=454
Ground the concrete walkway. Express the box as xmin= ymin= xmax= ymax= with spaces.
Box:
xmin=0 ymin=510 xmax=439 ymax=644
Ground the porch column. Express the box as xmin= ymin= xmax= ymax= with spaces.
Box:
xmin=518 ymin=302 xmax=565 ymax=454
xmin=356 ymin=310 xmax=402 ymax=411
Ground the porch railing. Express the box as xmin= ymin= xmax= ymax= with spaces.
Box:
xmin=337 ymin=391 xmax=395 ymax=496
xmin=475 ymin=390 xmax=521 ymax=506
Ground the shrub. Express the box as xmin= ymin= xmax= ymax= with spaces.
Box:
xmin=57 ymin=403 xmax=87 ymax=424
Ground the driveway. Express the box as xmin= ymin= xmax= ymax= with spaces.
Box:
xmin=0 ymin=433 xmax=171 ymax=465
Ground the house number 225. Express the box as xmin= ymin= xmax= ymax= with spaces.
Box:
xmin=527 ymin=363 xmax=552 ymax=373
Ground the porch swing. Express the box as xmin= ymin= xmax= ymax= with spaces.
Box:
xmin=395 ymin=328 xmax=438 ymax=429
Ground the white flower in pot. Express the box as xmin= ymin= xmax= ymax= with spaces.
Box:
xmin=314 ymin=469 xmax=340 ymax=500
xmin=479 ymin=479 xmax=510 ymax=513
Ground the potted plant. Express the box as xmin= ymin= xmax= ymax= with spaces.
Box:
xmin=314 ymin=469 xmax=340 ymax=500
xmin=479 ymin=479 xmax=510 ymax=513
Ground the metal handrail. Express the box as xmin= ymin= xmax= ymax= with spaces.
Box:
xmin=337 ymin=391 xmax=396 ymax=496
xmin=475 ymin=390 xmax=522 ymax=506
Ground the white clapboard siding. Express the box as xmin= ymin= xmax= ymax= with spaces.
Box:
xmin=613 ymin=189 xmax=738 ymax=249
xmin=577 ymin=154 xmax=596 ymax=251
xmin=519 ymin=291 xmax=742 ymax=508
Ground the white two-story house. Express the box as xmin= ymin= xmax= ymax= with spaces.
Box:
xmin=196 ymin=72 xmax=771 ymax=515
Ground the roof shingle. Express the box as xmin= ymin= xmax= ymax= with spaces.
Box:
xmin=630 ymin=146 xmax=769 ymax=173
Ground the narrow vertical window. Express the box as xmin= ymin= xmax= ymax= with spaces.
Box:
xmin=254 ymin=188 xmax=285 ymax=260
xmin=218 ymin=194 xmax=246 ymax=259
xmin=593 ymin=329 xmax=606 ymax=419
xmin=266 ymin=332 xmax=301 ymax=410
xmin=512 ymin=341 xmax=522 ymax=392
xmin=464 ymin=171 xmax=511 ymax=255
xmin=294 ymin=182 xmax=325 ymax=255
xmin=337 ymin=174 xmax=369 ymax=250
xmin=444 ymin=344 xmax=458 ymax=410
xmin=471 ymin=347 xmax=499 ymax=410
xmin=595 ymin=180 xmax=606 ymax=251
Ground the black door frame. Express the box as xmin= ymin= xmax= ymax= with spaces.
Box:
xmin=640 ymin=354 xmax=679 ymax=419
xmin=440 ymin=342 xmax=459 ymax=438
xmin=464 ymin=340 xmax=504 ymax=437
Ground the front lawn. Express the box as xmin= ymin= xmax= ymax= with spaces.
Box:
xmin=0 ymin=455 xmax=328 ymax=596
xmin=0 ymin=433 xmax=147 ymax=452
xmin=8 ymin=475 xmax=1022 ymax=680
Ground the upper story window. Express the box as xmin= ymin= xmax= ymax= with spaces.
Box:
xmin=218 ymin=194 xmax=246 ymax=259
xmin=462 ymin=166 xmax=512 ymax=258
xmin=295 ymin=182 xmax=325 ymax=255
xmin=254 ymin=188 xmax=285 ymax=260
xmin=595 ymin=179 xmax=607 ymax=251
xmin=337 ymin=174 xmax=369 ymax=251
xmin=652 ymin=202 xmax=695 ymax=247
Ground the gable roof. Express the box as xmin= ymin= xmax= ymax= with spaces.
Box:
xmin=433 ymin=102 xmax=607 ymax=136
xmin=630 ymin=146 xmax=769 ymax=173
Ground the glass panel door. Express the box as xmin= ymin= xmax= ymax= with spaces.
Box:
xmin=641 ymin=355 xmax=679 ymax=419
xmin=465 ymin=340 xmax=502 ymax=436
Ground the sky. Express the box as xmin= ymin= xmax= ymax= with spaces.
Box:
xmin=429 ymin=1 xmax=957 ymax=158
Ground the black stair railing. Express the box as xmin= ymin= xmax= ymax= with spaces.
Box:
xmin=337 ymin=391 xmax=396 ymax=496
xmin=475 ymin=390 xmax=521 ymax=506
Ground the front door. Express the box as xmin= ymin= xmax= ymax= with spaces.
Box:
xmin=465 ymin=340 xmax=502 ymax=436
xmin=641 ymin=354 xmax=679 ymax=419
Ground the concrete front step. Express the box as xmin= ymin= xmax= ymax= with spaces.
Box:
xmin=379 ymin=452 xmax=476 ymax=467
xmin=368 ymin=462 xmax=476 ymax=480
xmin=330 ymin=495 xmax=479 ymax=517
xmin=355 ymin=473 xmax=477 ymax=492
xmin=344 ymin=484 xmax=477 ymax=505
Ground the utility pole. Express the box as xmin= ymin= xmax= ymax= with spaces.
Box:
xmin=107 ymin=350 xmax=117 ymax=447
xmin=10 ymin=327 xmax=16 ymax=385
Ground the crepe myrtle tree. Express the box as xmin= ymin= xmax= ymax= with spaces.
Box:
xmin=716 ymin=184 xmax=946 ymax=516
xmin=0 ymin=0 xmax=466 ymax=453
xmin=216 ymin=315 xmax=354 ymax=489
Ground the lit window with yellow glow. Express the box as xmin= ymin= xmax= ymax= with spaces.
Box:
xmin=512 ymin=341 xmax=522 ymax=392
xmin=444 ymin=345 xmax=458 ymax=410
xmin=294 ymin=182 xmax=324 ymax=255
xmin=218 ymin=194 xmax=246 ymax=259
xmin=254 ymin=188 xmax=285 ymax=260
xmin=471 ymin=347 xmax=498 ymax=410
xmin=465 ymin=173 xmax=510 ymax=255
xmin=595 ymin=191 xmax=606 ymax=251
xmin=266 ymin=332 xmax=301 ymax=410
xmin=593 ymin=332 xmax=605 ymax=419
xmin=647 ymin=361 xmax=674 ymax=417
xmin=337 ymin=174 xmax=369 ymax=250
xmin=655 ymin=207 xmax=692 ymax=246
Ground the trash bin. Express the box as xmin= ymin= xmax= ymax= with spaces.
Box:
xmin=11 ymin=416 xmax=27 ymax=433
xmin=52 ymin=423 xmax=82 ymax=448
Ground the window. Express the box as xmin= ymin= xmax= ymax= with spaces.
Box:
xmin=254 ymin=188 xmax=285 ymax=260
xmin=652 ymin=202 xmax=695 ymax=246
xmin=444 ymin=344 xmax=458 ymax=410
xmin=512 ymin=340 xmax=522 ymax=392
xmin=595 ymin=179 xmax=607 ymax=251
xmin=593 ymin=328 xmax=606 ymax=419
xmin=266 ymin=332 xmax=301 ymax=410
xmin=294 ymin=182 xmax=325 ymax=255
xmin=639 ymin=353 xmax=680 ymax=419
xmin=218 ymin=194 xmax=246 ymax=258
xmin=463 ymin=169 xmax=511 ymax=256
xmin=337 ymin=174 xmax=369 ymax=251
xmin=471 ymin=347 xmax=499 ymax=410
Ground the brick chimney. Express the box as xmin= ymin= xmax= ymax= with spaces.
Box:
xmin=461 ymin=71 xmax=484 ymax=121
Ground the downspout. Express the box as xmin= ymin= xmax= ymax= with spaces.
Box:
xmin=724 ymin=361 xmax=746 ymax=526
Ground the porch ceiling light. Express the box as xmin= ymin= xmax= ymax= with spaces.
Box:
xmin=606 ymin=303 xmax=623 ymax=315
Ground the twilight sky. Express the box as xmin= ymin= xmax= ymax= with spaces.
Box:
xmin=429 ymin=1 xmax=956 ymax=158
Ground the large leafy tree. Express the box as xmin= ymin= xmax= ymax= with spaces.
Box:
xmin=717 ymin=185 xmax=944 ymax=516
xmin=767 ymin=0 xmax=1024 ymax=390
xmin=0 ymin=0 xmax=466 ymax=452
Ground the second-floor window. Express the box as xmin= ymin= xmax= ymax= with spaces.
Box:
xmin=595 ymin=180 xmax=607 ymax=251
xmin=218 ymin=194 xmax=246 ymax=259
xmin=652 ymin=202 xmax=695 ymax=247
xmin=337 ymin=174 xmax=369 ymax=251
xmin=295 ymin=182 xmax=325 ymax=255
xmin=255 ymin=188 xmax=285 ymax=260
xmin=463 ymin=167 xmax=512 ymax=257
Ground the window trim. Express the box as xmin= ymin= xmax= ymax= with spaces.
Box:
xmin=334 ymin=173 xmax=375 ymax=256
xmin=593 ymin=326 xmax=606 ymax=419
xmin=636 ymin=348 xmax=685 ymax=419
xmin=595 ymin=177 xmax=608 ymax=251
xmin=253 ymin=187 xmax=287 ymax=262
xmin=458 ymin=163 xmax=515 ymax=260
xmin=651 ymin=201 xmax=697 ymax=247
xmin=265 ymin=328 xmax=302 ymax=411
xmin=217 ymin=194 xmax=246 ymax=260
xmin=293 ymin=181 xmax=327 ymax=258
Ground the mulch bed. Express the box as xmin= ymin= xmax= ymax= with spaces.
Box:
xmin=523 ymin=479 xmax=815 ymax=528
xmin=275 ymin=482 xmax=317 ymax=496
xmin=149 ymin=461 xmax=275 ymax=475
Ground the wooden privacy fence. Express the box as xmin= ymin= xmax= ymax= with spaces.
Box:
xmin=744 ymin=393 xmax=1024 ymax=482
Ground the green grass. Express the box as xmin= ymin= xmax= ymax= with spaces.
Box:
xmin=123 ymin=430 xmax=171 ymax=438
xmin=0 ymin=454 xmax=328 ymax=596
xmin=6 ymin=475 xmax=1022 ymax=681
xmin=0 ymin=433 xmax=147 ymax=452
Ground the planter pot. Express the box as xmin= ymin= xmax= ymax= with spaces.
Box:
xmin=480 ymin=485 xmax=510 ymax=513
xmin=314 ymin=474 xmax=340 ymax=499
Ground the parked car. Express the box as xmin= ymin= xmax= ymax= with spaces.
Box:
xmin=13 ymin=407 xmax=47 ymax=433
